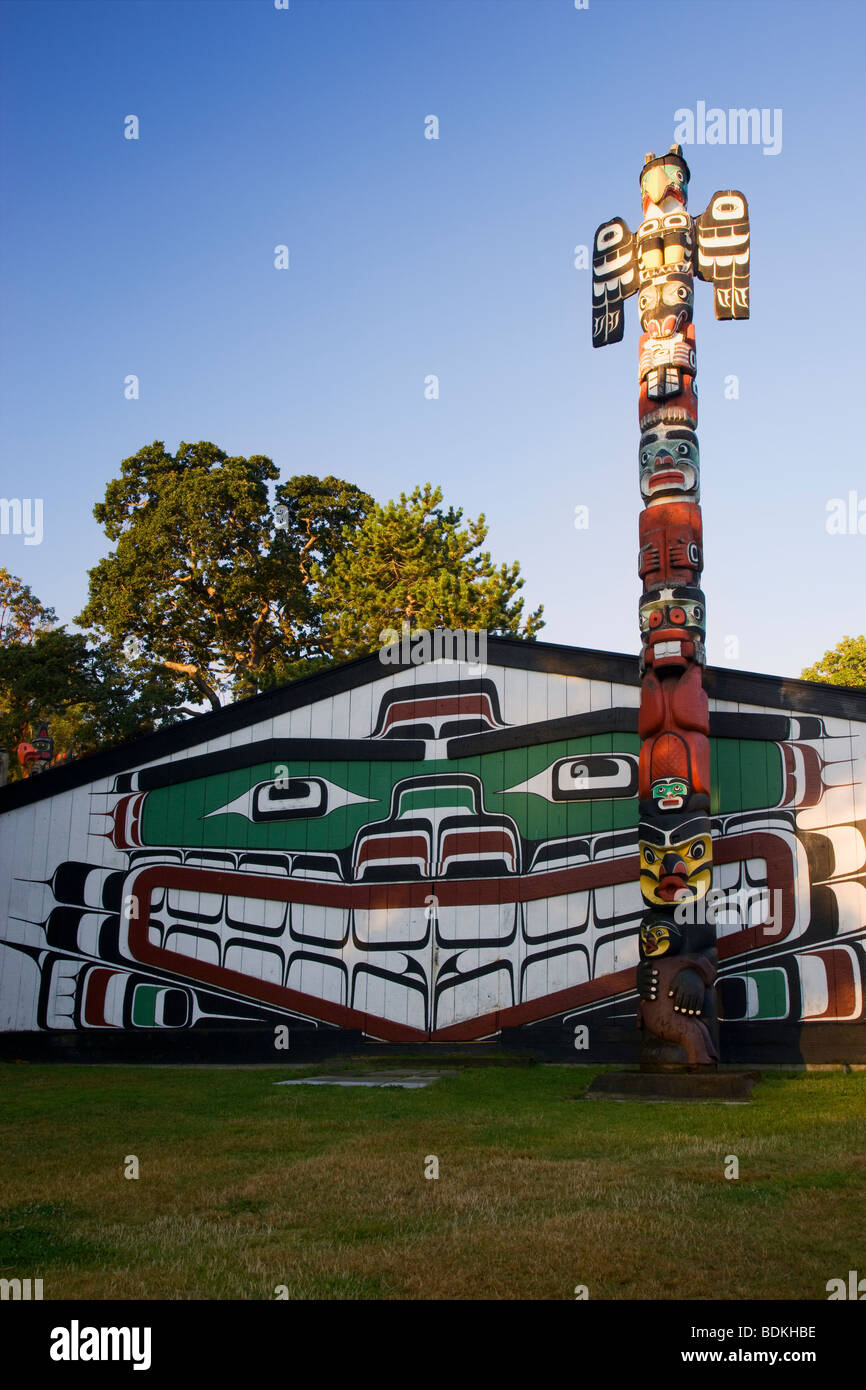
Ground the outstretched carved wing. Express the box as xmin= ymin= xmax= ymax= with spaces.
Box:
xmin=592 ymin=217 xmax=637 ymax=346
xmin=695 ymin=191 xmax=750 ymax=320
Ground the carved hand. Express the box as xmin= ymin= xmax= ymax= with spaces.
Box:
xmin=636 ymin=959 xmax=658 ymax=1001
xmin=667 ymin=967 xmax=705 ymax=1015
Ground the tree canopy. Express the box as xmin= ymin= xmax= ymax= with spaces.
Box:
xmin=77 ymin=441 xmax=371 ymax=708
xmin=0 ymin=620 xmax=187 ymax=777
xmin=312 ymin=483 xmax=544 ymax=661
xmin=0 ymin=568 xmax=57 ymax=645
xmin=801 ymin=635 xmax=866 ymax=689
xmin=2 ymin=445 xmax=545 ymax=774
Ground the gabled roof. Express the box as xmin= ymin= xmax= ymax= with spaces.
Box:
xmin=2 ymin=634 xmax=864 ymax=813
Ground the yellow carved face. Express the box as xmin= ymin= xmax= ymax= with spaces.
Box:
xmin=640 ymin=922 xmax=672 ymax=957
xmin=639 ymin=818 xmax=712 ymax=905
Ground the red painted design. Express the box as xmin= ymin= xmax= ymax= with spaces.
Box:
xmin=117 ymin=828 xmax=797 ymax=1039
xmin=82 ymin=967 xmax=119 ymax=1027
xmin=377 ymin=694 xmax=497 ymax=737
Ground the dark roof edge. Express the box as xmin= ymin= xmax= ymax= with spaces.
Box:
xmin=0 ymin=635 xmax=863 ymax=814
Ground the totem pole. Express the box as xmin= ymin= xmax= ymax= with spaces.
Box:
xmin=16 ymin=723 xmax=55 ymax=778
xmin=592 ymin=146 xmax=750 ymax=1067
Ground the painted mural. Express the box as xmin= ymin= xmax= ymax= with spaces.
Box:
xmin=1 ymin=644 xmax=865 ymax=1048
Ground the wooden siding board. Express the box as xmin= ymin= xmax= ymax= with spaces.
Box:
xmin=1 ymin=648 xmax=865 ymax=1057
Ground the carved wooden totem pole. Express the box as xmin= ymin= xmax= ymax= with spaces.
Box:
xmin=592 ymin=146 xmax=750 ymax=1066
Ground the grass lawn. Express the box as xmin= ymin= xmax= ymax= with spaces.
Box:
xmin=1 ymin=1060 xmax=863 ymax=1301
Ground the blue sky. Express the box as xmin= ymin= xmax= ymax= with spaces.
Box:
xmin=1 ymin=0 xmax=863 ymax=679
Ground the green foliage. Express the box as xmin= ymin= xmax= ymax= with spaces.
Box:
xmin=0 ymin=625 xmax=187 ymax=776
xmin=0 ymin=568 xmax=56 ymax=645
xmin=312 ymin=483 xmax=544 ymax=661
xmin=801 ymin=635 xmax=866 ymax=689
xmin=77 ymin=442 xmax=371 ymax=706
xmin=2 ymin=456 xmax=545 ymax=772
xmin=0 ymin=628 xmax=93 ymax=758
xmin=54 ymin=643 xmax=190 ymax=756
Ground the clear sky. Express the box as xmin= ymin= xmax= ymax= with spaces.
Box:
xmin=1 ymin=0 xmax=863 ymax=679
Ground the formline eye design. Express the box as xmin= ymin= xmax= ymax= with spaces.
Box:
xmin=595 ymin=148 xmax=752 ymax=1067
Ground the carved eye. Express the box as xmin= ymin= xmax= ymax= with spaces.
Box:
xmin=641 ymin=451 xmax=651 ymax=465
xmin=662 ymin=282 xmax=688 ymax=303
xmin=690 ymin=841 xmax=707 ymax=860
xmin=692 ymin=605 xmax=704 ymax=623
xmin=644 ymin=847 xmax=657 ymax=865
xmin=676 ymin=443 xmax=690 ymax=456
xmin=687 ymin=543 xmax=700 ymax=564
xmin=648 ymin=610 xmax=664 ymax=628
xmin=675 ymin=171 xmax=684 ymax=182
xmin=669 ymin=607 xmax=686 ymax=626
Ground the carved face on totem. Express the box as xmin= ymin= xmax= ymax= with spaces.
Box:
xmin=638 ymin=273 xmax=693 ymax=336
xmin=639 ymin=918 xmax=678 ymax=958
xmin=639 ymin=727 xmax=711 ymax=816
xmin=639 ymin=584 xmax=706 ymax=669
xmin=651 ymin=777 xmax=689 ymax=812
xmin=639 ymin=428 xmax=700 ymax=504
xmin=639 ymin=816 xmax=713 ymax=905
xmin=640 ymin=152 xmax=690 ymax=215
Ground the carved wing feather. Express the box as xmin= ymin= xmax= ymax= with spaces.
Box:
xmin=592 ymin=217 xmax=637 ymax=346
xmin=695 ymin=191 xmax=750 ymax=320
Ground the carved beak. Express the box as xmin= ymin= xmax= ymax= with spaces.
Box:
xmin=642 ymin=168 xmax=685 ymax=209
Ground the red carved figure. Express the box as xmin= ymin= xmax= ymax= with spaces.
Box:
xmin=593 ymin=145 xmax=750 ymax=1065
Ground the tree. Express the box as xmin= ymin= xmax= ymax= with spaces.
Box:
xmin=0 ymin=628 xmax=188 ymax=778
xmin=0 ymin=568 xmax=57 ymax=645
xmin=61 ymin=642 xmax=191 ymax=754
xmin=0 ymin=628 xmax=96 ymax=766
xmin=77 ymin=441 xmax=371 ymax=708
xmin=801 ymin=636 xmax=866 ymax=689
xmin=312 ymin=483 xmax=544 ymax=660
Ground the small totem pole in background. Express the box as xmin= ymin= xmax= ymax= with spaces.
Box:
xmin=16 ymin=722 xmax=55 ymax=778
xmin=592 ymin=146 xmax=750 ymax=1066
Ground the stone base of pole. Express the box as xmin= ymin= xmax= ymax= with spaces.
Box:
xmin=585 ymin=1069 xmax=760 ymax=1102
xmin=638 ymin=1023 xmax=720 ymax=1070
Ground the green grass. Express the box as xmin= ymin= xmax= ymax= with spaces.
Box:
xmin=0 ymin=1061 xmax=863 ymax=1300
